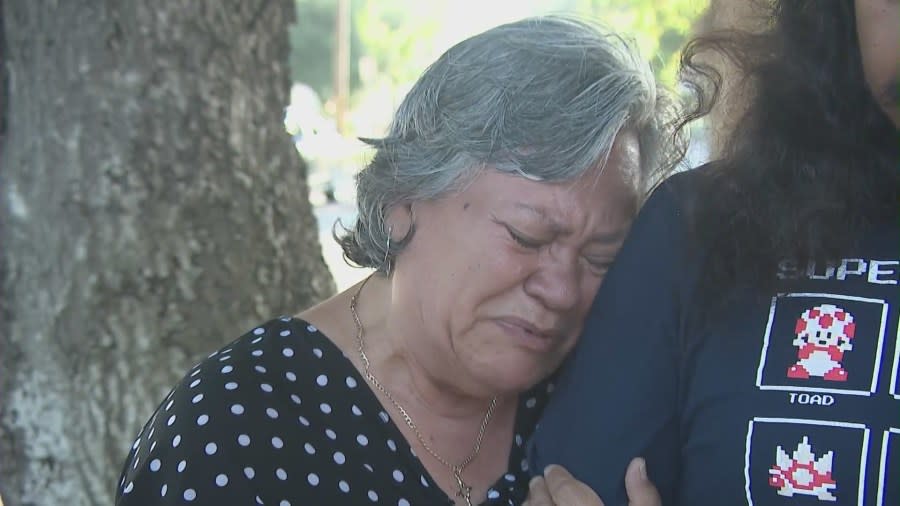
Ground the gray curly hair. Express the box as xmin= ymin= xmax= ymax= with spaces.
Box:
xmin=337 ymin=16 xmax=684 ymax=272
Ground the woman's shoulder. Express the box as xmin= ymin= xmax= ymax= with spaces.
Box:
xmin=115 ymin=317 xmax=360 ymax=503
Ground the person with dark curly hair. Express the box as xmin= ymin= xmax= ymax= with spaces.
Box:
xmin=529 ymin=1 xmax=899 ymax=505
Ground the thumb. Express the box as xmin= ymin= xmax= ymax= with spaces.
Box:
xmin=624 ymin=458 xmax=661 ymax=506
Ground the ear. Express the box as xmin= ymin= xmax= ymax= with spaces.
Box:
xmin=385 ymin=203 xmax=414 ymax=242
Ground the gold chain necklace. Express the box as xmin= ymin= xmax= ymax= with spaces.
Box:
xmin=350 ymin=276 xmax=498 ymax=506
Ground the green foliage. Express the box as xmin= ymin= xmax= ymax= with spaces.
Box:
xmin=577 ymin=0 xmax=709 ymax=84
xmin=352 ymin=0 xmax=441 ymax=87
xmin=288 ymin=0 xmax=362 ymax=100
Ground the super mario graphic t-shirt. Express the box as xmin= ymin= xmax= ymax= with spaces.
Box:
xmin=529 ymin=168 xmax=900 ymax=506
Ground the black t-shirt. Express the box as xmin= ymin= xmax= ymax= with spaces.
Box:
xmin=117 ymin=317 xmax=553 ymax=505
xmin=529 ymin=169 xmax=900 ymax=505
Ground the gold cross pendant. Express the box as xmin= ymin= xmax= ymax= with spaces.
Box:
xmin=454 ymin=469 xmax=473 ymax=506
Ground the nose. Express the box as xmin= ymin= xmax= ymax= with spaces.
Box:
xmin=523 ymin=253 xmax=581 ymax=312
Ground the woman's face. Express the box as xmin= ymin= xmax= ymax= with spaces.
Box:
xmin=856 ymin=0 xmax=900 ymax=128
xmin=390 ymin=131 xmax=641 ymax=396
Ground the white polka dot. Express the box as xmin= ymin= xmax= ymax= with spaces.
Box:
xmin=521 ymin=458 xmax=530 ymax=471
xmin=420 ymin=475 xmax=429 ymax=487
xmin=244 ymin=467 xmax=255 ymax=479
xmin=320 ymin=403 xmax=332 ymax=414
xmin=190 ymin=379 xmax=201 ymax=388
xmin=225 ymin=381 xmax=238 ymax=390
xmin=254 ymin=365 xmax=267 ymax=373
xmin=504 ymin=473 xmax=516 ymax=482
xmin=172 ymin=435 xmax=182 ymax=448
xmin=357 ymin=434 xmax=369 ymax=446
xmin=280 ymin=329 xmax=291 ymax=337
xmin=276 ymin=468 xmax=288 ymax=480
xmin=132 ymin=438 xmax=140 ymax=450
xmin=216 ymin=474 xmax=228 ymax=487
xmin=368 ymin=490 xmax=378 ymax=502
xmin=231 ymin=404 xmax=244 ymax=415
xmin=272 ymin=436 xmax=284 ymax=449
xmin=339 ymin=480 xmax=350 ymax=493
xmin=351 ymin=405 xmax=363 ymax=416
xmin=346 ymin=377 xmax=357 ymax=388
xmin=266 ymin=408 xmax=279 ymax=419
xmin=221 ymin=365 xmax=233 ymax=374
xmin=387 ymin=439 xmax=397 ymax=451
xmin=280 ymin=501 xmax=291 ymax=506
xmin=197 ymin=414 xmax=209 ymax=426
xmin=364 ymin=463 xmax=374 ymax=472
xmin=291 ymin=394 xmax=302 ymax=405
xmin=149 ymin=459 xmax=161 ymax=472
xmin=238 ymin=434 xmax=250 ymax=446
xmin=312 ymin=348 xmax=323 ymax=358
xmin=325 ymin=428 xmax=337 ymax=440
xmin=148 ymin=426 xmax=155 ymax=439
xmin=316 ymin=374 xmax=328 ymax=386
xmin=160 ymin=484 xmax=168 ymax=497
xmin=307 ymin=324 xmax=317 ymax=332
xmin=515 ymin=434 xmax=523 ymax=446
xmin=251 ymin=349 xmax=263 ymax=357
xmin=150 ymin=441 xmax=157 ymax=452
xmin=307 ymin=473 xmax=319 ymax=486
xmin=177 ymin=460 xmax=186 ymax=472
xmin=218 ymin=354 xmax=231 ymax=362
xmin=255 ymin=496 xmax=263 ymax=504
xmin=165 ymin=399 xmax=174 ymax=411
xmin=253 ymin=327 xmax=265 ymax=335
xmin=298 ymin=415 xmax=310 ymax=426
xmin=399 ymin=499 xmax=411 ymax=506
xmin=123 ymin=482 xmax=133 ymax=494
xmin=190 ymin=368 xmax=201 ymax=377
xmin=305 ymin=442 xmax=316 ymax=454
xmin=526 ymin=397 xmax=537 ymax=408
xmin=133 ymin=457 xmax=140 ymax=470
xmin=379 ymin=411 xmax=390 ymax=423
xmin=393 ymin=469 xmax=405 ymax=482
xmin=285 ymin=372 xmax=297 ymax=382
xmin=205 ymin=442 xmax=217 ymax=455
xmin=183 ymin=488 xmax=196 ymax=501
xmin=333 ymin=451 xmax=346 ymax=464
xmin=251 ymin=337 xmax=263 ymax=344
xmin=282 ymin=348 xmax=294 ymax=357
xmin=261 ymin=383 xmax=273 ymax=393
xmin=488 ymin=489 xmax=500 ymax=499
xmin=167 ymin=415 xmax=176 ymax=426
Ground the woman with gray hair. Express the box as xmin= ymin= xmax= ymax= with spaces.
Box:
xmin=116 ymin=16 xmax=680 ymax=506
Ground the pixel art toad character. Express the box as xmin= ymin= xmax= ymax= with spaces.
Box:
xmin=787 ymin=304 xmax=855 ymax=382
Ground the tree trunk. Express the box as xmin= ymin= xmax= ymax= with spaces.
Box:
xmin=0 ymin=1 xmax=336 ymax=504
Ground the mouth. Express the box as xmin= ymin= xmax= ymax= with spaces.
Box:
xmin=495 ymin=317 xmax=560 ymax=352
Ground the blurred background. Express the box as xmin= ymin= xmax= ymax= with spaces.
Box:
xmin=0 ymin=1 xmax=725 ymax=503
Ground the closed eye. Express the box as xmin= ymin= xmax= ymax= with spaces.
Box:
xmin=584 ymin=257 xmax=615 ymax=275
xmin=504 ymin=224 xmax=543 ymax=249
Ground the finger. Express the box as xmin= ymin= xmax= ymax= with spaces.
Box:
xmin=624 ymin=458 xmax=662 ymax=506
xmin=544 ymin=464 xmax=605 ymax=506
xmin=524 ymin=474 xmax=554 ymax=506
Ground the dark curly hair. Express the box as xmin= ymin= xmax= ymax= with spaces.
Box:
xmin=680 ymin=0 xmax=899 ymax=297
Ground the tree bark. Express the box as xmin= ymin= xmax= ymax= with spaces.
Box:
xmin=0 ymin=1 xmax=336 ymax=504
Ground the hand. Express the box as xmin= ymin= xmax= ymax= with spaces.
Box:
xmin=523 ymin=458 xmax=661 ymax=506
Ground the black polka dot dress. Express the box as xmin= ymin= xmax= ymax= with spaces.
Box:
xmin=115 ymin=317 xmax=554 ymax=505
